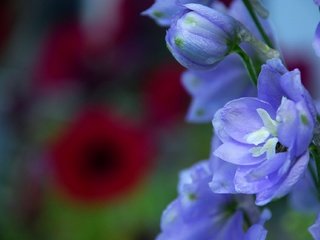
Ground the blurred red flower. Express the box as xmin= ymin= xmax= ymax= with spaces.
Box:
xmin=50 ymin=107 xmax=154 ymax=203
xmin=143 ymin=62 xmax=190 ymax=127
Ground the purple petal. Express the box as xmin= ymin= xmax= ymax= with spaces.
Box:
xmin=142 ymin=0 xmax=184 ymax=27
xmin=290 ymin=167 xmax=320 ymax=213
xmin=313 ymin=22 xmax=320 ymax=57
xmin=245 ymin=224 xmax=267 ymax=240
xmin=213 ymin=97 xmax=275 ymax=144
xmin=309 ymin=213 xmax=320 ymax=240
xmin=255 ymin=151 xmax=309 ymax=206
xmin=215 ymin=211 xmax=246 ymax=240
xmin=246 ymin=152 xmax=288 ymax=181
xmin=277 ymin=98 xmax=299 ymax=150
xmin=277 ymin=99 xmax=314 ymax=157
xmin=234 ymin=165 xmax=279 ymax=194
xmin=210 ymin=158 xmax=237 ymax=193
xmin=183 ymin=54 xmax=255 ymax=122
xmin=185 ymin=3 xmax=239 ymax=37
xmin=257 ymin=58 xmax=288 ymax=109
xmin=214 ymin=141 xmax=265 ymax=165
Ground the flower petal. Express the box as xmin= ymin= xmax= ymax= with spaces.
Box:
xmin=214 ymin=141 xmax=265 ymax=165
xmin=213 ymin=97 xmax=275 ymax=144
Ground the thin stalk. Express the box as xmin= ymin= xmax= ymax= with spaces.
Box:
xmin=242 ymin=0 xmax=273 ymax=48
xmin=234 ymin=45 xmax=258 ymax=86
xmin=310 ymin=144 xmax=320 ymax=188
xmin=308 ymin=161 xmax=318 ymax=190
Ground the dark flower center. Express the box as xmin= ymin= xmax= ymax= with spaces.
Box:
xmin=82 ymin=142 xmax=120 ymax=178
xmin=276 ymin=142 xmax=288 ymax=153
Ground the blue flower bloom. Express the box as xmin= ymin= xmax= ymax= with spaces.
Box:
xmin=211 ymin=58 xmax=317 ymax=205
xmin=165 ymin=3 xmax=244 ymax=70
xmin=157 ymin=160 xmax=271 ymax=240
xmin=309 ymin=213 xmax=320 ymax=240
xmin=180 ymin=0 xmax=275 ymax=123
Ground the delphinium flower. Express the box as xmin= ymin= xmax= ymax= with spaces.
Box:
xmin=157 ymin=160 xmax=271 ymax=240
xmin=165 ymin=3 xmax=277 ymax=72
xmin=180 ymin=0 xmax=274 ymax=122
xmin=211 ymin=58 xmax=317 ymax=205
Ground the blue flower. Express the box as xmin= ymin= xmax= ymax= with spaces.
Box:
xmin=157 ymin=160 xmax=270 ymax=240
xmin=165 ymin=3 xmax=243 ymax=70
xmin=211 ymin=58 xmax=317 ymax=205
xmin=180 ymin=0 xmax=275 ymax=123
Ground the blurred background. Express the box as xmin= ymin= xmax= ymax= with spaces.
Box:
xmin=0 ymin=0 xmax=319 ymax=239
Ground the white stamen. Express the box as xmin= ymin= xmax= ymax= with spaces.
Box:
xmin=245 ymin=127 xmax=270 ymax=145
xmin=257 ymin=108 xmax=278 ymax=136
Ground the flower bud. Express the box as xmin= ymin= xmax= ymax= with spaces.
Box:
xmin=166 ymin=3 xmax=241 ymax=70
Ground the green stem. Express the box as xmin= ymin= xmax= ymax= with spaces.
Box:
xmin=242 ymin=0 xmax=273 ymax=48
xmin=310 ymin=144 xmax=320 ymax=189
xmin=234 ymin=46 xmax=258 ymax=86
xmin=308 ymin=161 xmax=319 ymax=194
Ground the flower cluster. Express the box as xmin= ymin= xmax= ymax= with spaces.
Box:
xmin=157 ymin=161 xmax=270 ymax=240
xmin=144 ymin=0 xmax=320 ymax=239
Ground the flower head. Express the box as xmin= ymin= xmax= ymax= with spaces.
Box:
xmin=157 ymin=160 xmax=270 ymax=240
xmin=166 ymin=3 xmax=242 ymax=70
xmin=211 ymin=58 xmax=317 ymax=205
xmin=50 ymin=107 xmax=154 ymax=203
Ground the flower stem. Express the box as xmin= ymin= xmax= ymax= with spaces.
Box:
xmin=242 ymin=0 xmax=273 ymax=48
xmin=234 ymin=45 xmax=258 ymax=86
xmin=310 ymin=144 xmax=320 ymax=189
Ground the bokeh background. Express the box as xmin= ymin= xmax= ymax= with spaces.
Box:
xmin=0 ymin=0 xmax=319 ymax=239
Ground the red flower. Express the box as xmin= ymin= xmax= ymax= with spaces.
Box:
xmin=143 ymin=62 xmax=190 ymax=127
xmin=33 ymin=22 xmax=86 ymax=90
xmin=50 ymin=107 xmax=154 ymax=203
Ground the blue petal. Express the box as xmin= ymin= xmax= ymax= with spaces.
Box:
xmin=183 ymin=54 xmax=255 ymax=123
xmin=142 ymin=0 xmax=184 ymax=27
xmin=257 ymin=58 xmax=288 ymax=109
xmin=255 ymin=151 xmax=309 ymax=206
xmin=245 ymin=224 xmax=267 ymax=240
xmin=234 ymin=165 xmax=279 ymax=194
xmin=290 ymin=165 xmax=320 ymax=214
xmin=309 ymin=213 xmax=320 ymax=240
xmin=210 ymin=157 xmax=238 ymax=193
xmin=185 ymin=3 xmax=239 ymax=37
xmin=214 ymin=140 xmax=265 ymax=165
xmin=213 ymin=97 xmax=275 ymax=144
xmin=313 ymin=22 xmax=320 ymax=57
xmin=215 ymin=211 xmax=246 ymax=240
xmin=277 ymin=98 xmax=299 ymax=150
